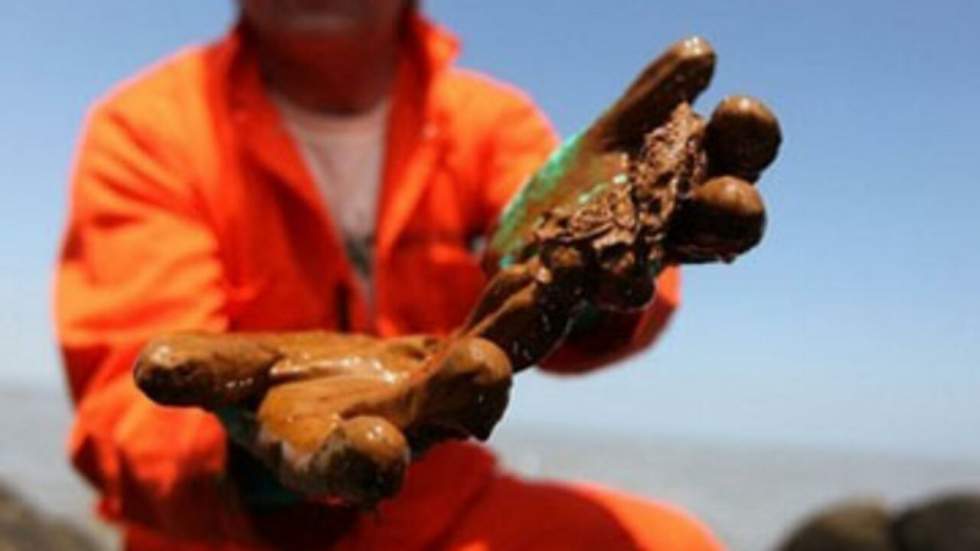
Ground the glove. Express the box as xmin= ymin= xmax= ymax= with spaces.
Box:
xmin=135 ymin=332 xmax=511 ymax=507
xmin=467 ymin=36 xmax=781 ymax=371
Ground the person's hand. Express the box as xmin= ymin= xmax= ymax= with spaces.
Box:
xmin=470 ymin=36 xmax=781 ymax=371
xmin=134 ymin=331 xmax=510 ymax=507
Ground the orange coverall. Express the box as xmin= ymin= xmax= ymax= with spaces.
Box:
xmin=55 ymin=14 xmax=718 ymax=551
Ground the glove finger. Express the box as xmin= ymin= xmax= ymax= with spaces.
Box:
xmin=303 ymin=416 xmax=409 ymax=507
xmin=593 ymin=36 xmax=716 ymax=151
xmin=135 ymin=332 xmax=280 ymax=409
xmin=469 ymin=259 xmax=584 ymax=371
xmin=667 ymin=175 xmax=766 ymax=263
xmin=465 ymin=263 xmax=537 ymax=328
xmin=705 ymin=95 xmax=782 ymax=181
xmin=254 ymin=377 xmax=410 ymax=507
xmin=407 ymin=337 xmax=511 ymax=446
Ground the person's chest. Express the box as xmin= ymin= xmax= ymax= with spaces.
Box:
xmin=202 ymin=119 xmax=490 ymax=339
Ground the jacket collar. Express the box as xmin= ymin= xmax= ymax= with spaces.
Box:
xmin=376 ymin=14 xmax=461 ymax=259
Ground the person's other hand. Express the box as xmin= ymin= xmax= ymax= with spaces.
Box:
xmin=471 ymin=36 xmax=781 ymax=371
xmin=134 ymin=331 xmax=510 ymax=507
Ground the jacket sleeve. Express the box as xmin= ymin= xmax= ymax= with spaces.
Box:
xmin=478 ymin=88 xmax=681 ymax=374
xmin=55 ymin=103 xmax=247 ymax=539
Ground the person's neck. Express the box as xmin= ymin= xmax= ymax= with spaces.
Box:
xmin=254 ymin=34 xmax=400 ymax=115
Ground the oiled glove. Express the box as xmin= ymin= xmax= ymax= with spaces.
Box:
xmin=468 ymin=36 xmax=781 ymax=371
xmin=135 ymin=332 xmax=510 ymax=507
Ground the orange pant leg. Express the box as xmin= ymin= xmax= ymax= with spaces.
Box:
xmin=435 ymin=474 xmax=724 ymax=551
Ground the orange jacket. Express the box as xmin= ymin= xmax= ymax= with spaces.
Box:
xmin=56 ymin=16 xmax=683 ymax=549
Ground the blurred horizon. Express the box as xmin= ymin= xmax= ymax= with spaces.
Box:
xmin=1 ymin=1 xmax=978 ymax=462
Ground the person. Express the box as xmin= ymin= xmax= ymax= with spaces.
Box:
xmin=55 ymin=1 xmax=720 ymax=549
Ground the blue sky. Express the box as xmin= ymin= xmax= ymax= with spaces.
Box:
xmin=1 ymin=1 xmax=978 ymax=459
